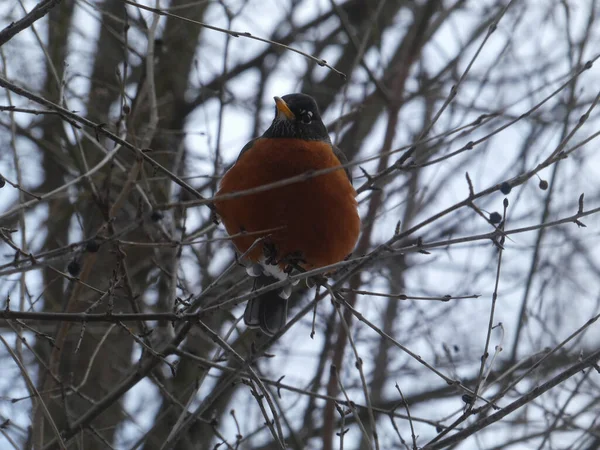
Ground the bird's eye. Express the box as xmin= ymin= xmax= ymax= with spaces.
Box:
xmin=300 ymin=110 xmax=313 ymax=124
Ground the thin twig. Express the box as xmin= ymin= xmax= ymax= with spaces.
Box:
xmin=123 ymin=0 xmax=347 ymax=79
xmin=424 ymin=349 xmax=600 ymax=449
xmin=0 ymin=336 xmax=67 ymax=449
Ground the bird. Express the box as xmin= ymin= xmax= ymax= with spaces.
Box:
xmin=215 ymin=93 xmax=360 ymax=335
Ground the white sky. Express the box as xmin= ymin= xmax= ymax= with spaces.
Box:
xmin=1 ymin=0 xmax=600 ymax=448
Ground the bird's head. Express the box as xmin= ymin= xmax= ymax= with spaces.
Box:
xmin=263 ymin=93 xmax=330 ymax=142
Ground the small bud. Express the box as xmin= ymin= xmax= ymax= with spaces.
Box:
xmin=67 ymin=259 xmax=81 ymax=276
xmin=85 ymin=239 xmax=100 ymax=253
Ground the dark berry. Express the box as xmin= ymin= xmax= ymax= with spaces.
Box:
xmin=122 ymin=104 xmax=131 ymax=115
xmin=150 ymin=211 xmax=163 ymax=221
xmin=67 ymin=259 xmax=81 ymax=276
xmin=500 ymin=182 xmax=511 ymax=195
xmin=85 ymin=239 xmax=100 ymax=253
xmin=489 ymin=212 xmax=502 ymax=224
xmin=462 ymin=394 xmax=474 ymax=405
xmin=0 ymin=175 xmax=5 ymax=188
xmin=539 ymin=179 xmax=548 ymax=190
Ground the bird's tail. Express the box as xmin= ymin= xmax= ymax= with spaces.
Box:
xmin=244 ymin=273 xmax=288 ymax=336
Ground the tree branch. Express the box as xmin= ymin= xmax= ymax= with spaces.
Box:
xmin=0 ymin=0 xmax=62 ymax=47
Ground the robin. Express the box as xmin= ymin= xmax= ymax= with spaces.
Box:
xmin=215 ymin=93 xmax=360 ymax=335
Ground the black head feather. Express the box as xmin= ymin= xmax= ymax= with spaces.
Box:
xmin=263 ymin=93 xmax=330 ymax=142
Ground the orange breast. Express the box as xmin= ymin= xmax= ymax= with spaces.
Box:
xmin=215 ymin=138 xmax=360 ymax=269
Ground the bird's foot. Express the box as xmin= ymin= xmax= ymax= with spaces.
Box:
xmin=282 ymin=251 xmax=306 ymax=273
xmin=306 ymin=274 xmax=328 ymax=289
xmin=263 ymin=241 xmax=279 ymax=266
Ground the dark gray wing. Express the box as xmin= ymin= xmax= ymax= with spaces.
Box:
xmin=220 ymin=138 xmax=260 ymax=174
xmin=236 ymin=137 xmax=260 ymax=162
xmin=333 ymin=145 xmax=353 ymax=184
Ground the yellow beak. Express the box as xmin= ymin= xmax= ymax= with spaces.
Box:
xmin=274 ymin=96 xmax=295 ymax=120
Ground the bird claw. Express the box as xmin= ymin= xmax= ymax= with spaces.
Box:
xmin=282 ymin=251 xmax=306 ymax=274
xmin=285 ymin=251 xmax=306 ymax=265
xmin=306 ymin=274 xmax=327 ymax=289
xmin=263 ymin=241 xmax=279 ymax=266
